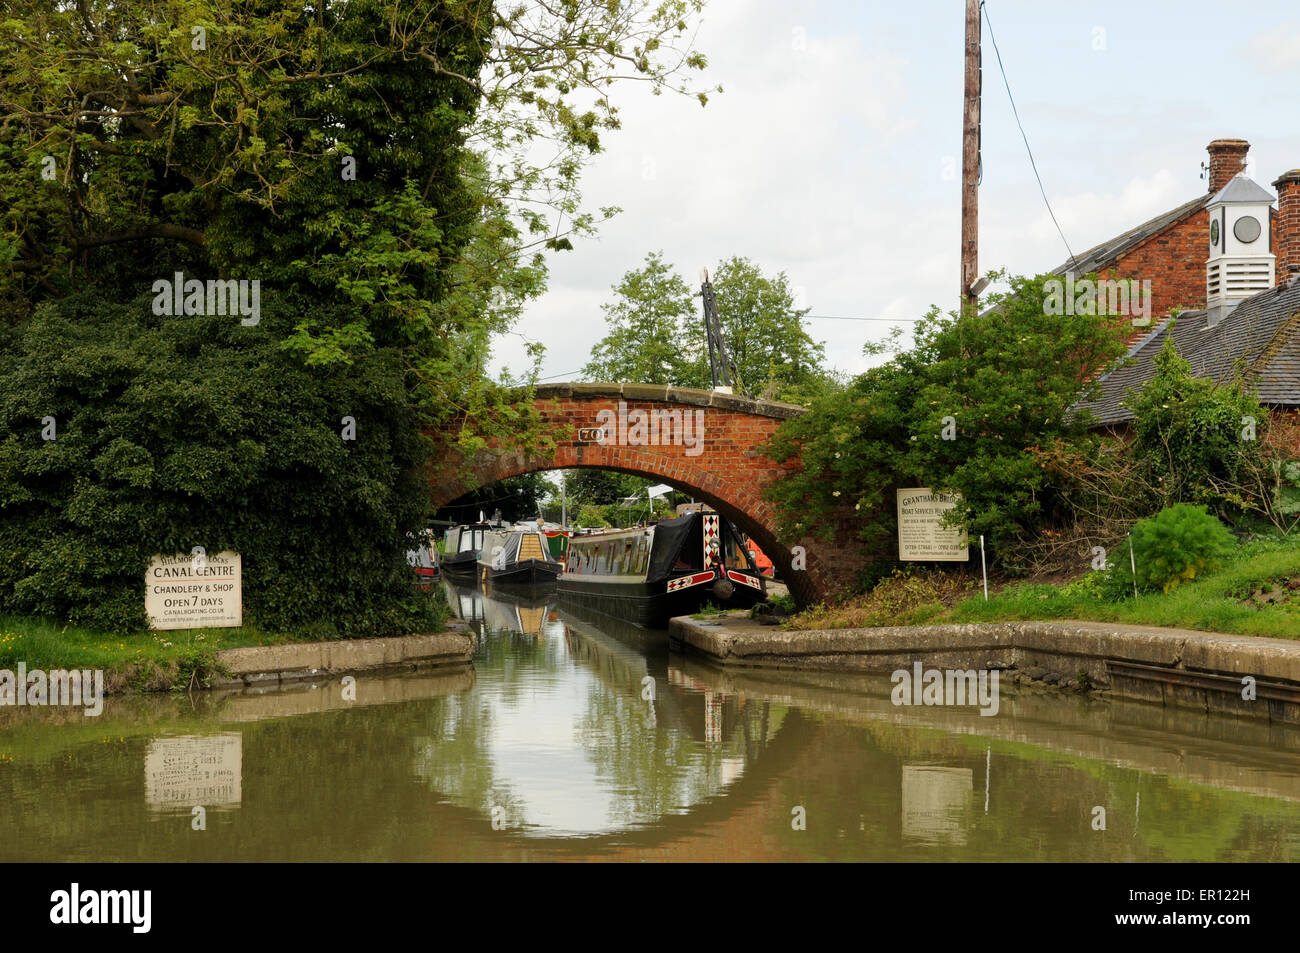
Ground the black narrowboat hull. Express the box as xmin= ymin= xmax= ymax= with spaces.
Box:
xmin=480 ymin=559 xmax=562 ymax=586
xmin=557 ymin=569 xmax=765 ymax=629
xmin=440 ymin=552 xmax=480 ymax=580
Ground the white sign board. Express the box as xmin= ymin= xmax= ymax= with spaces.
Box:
xmin=145 ymin=551 xmax=242 ymax=629
xmin=897 ymin=488 xmax=969 ymax=561
xmin=145 ymin=733 xmax=242 ymax=808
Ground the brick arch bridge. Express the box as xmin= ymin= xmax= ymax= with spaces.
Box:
xmin=429 ymin=383 xmax=864 ymax=605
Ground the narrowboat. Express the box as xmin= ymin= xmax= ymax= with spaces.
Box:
xmin=478 ymin=526 xmax=564 ymax=586
xmin=441 ymin=522 xmax=496 ymax=580
xmin=405 ymin=530 xmax=440 ymax=584
xmin=558 ymin=511 xmax=766 ymax=627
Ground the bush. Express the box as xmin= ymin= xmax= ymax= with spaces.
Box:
xmin=764 ymin=271 xmax=1129 ymax=572
xmin=0 ymin=290 xmax=441 ymax=637
xmin=1061 ymin=560 xmax=1141 ymax=603
xmin=1129 ymin=337 xmax=1267 ymax=515
xmin=1129 ymin=504 xmax=1237 ymax=594
xmin=574 ymin=504 xmax=613 ymax=528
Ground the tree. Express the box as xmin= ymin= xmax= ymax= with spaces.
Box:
xmin=765 ymin=273 xmax=1129 ymax=572
xmin=0 ymin=0 xmax=716 ymax=428
xmin=685 ymin=256 xmax=828 ymax=401
xmin=0 ymin=0 xmax=716 ymax=632
xmin=583 ymin=252 xmax=834 ymax=402
xmin=438 ymin=473 xmax=553 ymax=525
xmin=582 ymin=252 xmax=696 ymax=384
xmin=558 ymin=469 xmax=675 ymax=527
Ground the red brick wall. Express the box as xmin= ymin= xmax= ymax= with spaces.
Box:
xmin=1274 ymin=171 xmax=1300 ymax=285
xmin=1104 ymin=207 xmax=1209 ymax=328
xmin=429 ymin=390 xmax=865 ymax=604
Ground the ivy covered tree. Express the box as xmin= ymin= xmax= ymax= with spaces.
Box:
xmin=764 ymin=273 xmax=1129 ymax=572
xmin=0 ymin=0 xmax=715 ymax=428
xmin=0 ymin=0 xmax=716 ymax=634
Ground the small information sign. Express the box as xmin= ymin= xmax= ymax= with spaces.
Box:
xmin=897 ymin=489 xmax=969 ymax=561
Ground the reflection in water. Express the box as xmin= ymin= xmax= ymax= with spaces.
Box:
xmin=144 ymin=733 xmax=242 ymax=813
xmin=416 ymin=585 xmax=777 ymax=837
xmin=0 ymin=578 xmax=1299 ymax=860
xmin=901 ymin=765 xmax=972 ymax=847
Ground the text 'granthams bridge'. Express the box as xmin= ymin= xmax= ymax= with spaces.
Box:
xmin=428 ymin=382 xmax=865 ymax=605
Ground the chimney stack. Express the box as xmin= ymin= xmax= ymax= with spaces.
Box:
xmin=1207 ymin=139 xmax=1251 ymax=193
xmin=1274 ymin=170 xmax=1300 ymax=285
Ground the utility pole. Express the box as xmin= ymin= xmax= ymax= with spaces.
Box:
xmin=960 ymin=0 xmax=981 ymax=312
xmin=560 ymin=471 xmax=567 ymax=529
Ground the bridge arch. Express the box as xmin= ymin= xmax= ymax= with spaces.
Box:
xmin=429 ymin=383 xmax=865 ymax=605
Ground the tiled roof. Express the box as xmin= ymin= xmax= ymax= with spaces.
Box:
xmin=1073 ymin=278 xmax=1300 ymax=425
xmin=1049 ymin=194 xmax=1210 ymax=277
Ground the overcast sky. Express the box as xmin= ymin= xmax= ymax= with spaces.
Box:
xmin=488 ymin=0 xmax=1300 ymax=384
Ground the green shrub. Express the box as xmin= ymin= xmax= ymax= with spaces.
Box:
xmin=1129 ymin=504 xmax=1237 ymax=594
xmin=768 ymin=592 xmax=798 ymax=614
xmin=764 ymin=271 xmax=1128 ymax=571
xmin=575 ymin=504 xmax=613 ymax=528
xmin=1129 ymin=337 xmax=1266 ymax=515
xmin=0 ymin=290 xmax=442 ymax=637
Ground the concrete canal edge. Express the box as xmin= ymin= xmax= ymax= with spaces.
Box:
xmin=668 ymin=615 xmax=1300 ymax=724
xmin=208 ymin=624 xmax=476 ymax=691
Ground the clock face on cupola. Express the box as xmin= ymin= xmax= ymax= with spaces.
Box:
xmin=1205 ymin=172 xmax=1276 ymax=324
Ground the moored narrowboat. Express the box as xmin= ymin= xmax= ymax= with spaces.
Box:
xmin=478 ymin=527 xmax=564 ymax=586
xmin=558 ymin=511 xmax=766 ymax=627
xmin=405 ymin=530 xmax=440 ymax=584
xmin=441 ymin=522 xmax=495 ymax=580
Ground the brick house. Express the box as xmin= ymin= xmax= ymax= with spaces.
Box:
xmin=1052 ymin=140 xmax=1284 ymax=332
xmin=1063 ymin=139 xmax=1300 ymax=453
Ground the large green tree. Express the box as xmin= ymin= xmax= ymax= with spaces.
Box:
xmin=582 ymin=251 xmax=696 ymax=385
xmin=0 ymin=0 xmax=716 ymax=633
xmin=582 ymin=252 xmax=833 ymax=402
xmin=0 ymin=0 xmax=715 ymax=416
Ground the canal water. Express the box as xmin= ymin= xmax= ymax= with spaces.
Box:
xmin=3 ymin=580 xmax=1300 ymax=861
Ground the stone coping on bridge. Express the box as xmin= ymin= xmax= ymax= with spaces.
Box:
xmin=209 ymin=626 xmax=476 ymax=691
xmin=668 ymin=615 xmax=1300 ymax=723
xmin=531 ymin=382 xmax=806 ymax=420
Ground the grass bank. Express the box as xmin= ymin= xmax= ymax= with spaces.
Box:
xmin=0 ymin=617 xmax=319 ymax=693
xmin=788 ymin=534 xmax=1300 ymax=639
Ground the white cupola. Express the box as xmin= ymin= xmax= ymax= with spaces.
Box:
xmin=1206 ymin=173 xmax=1275 ymax=326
